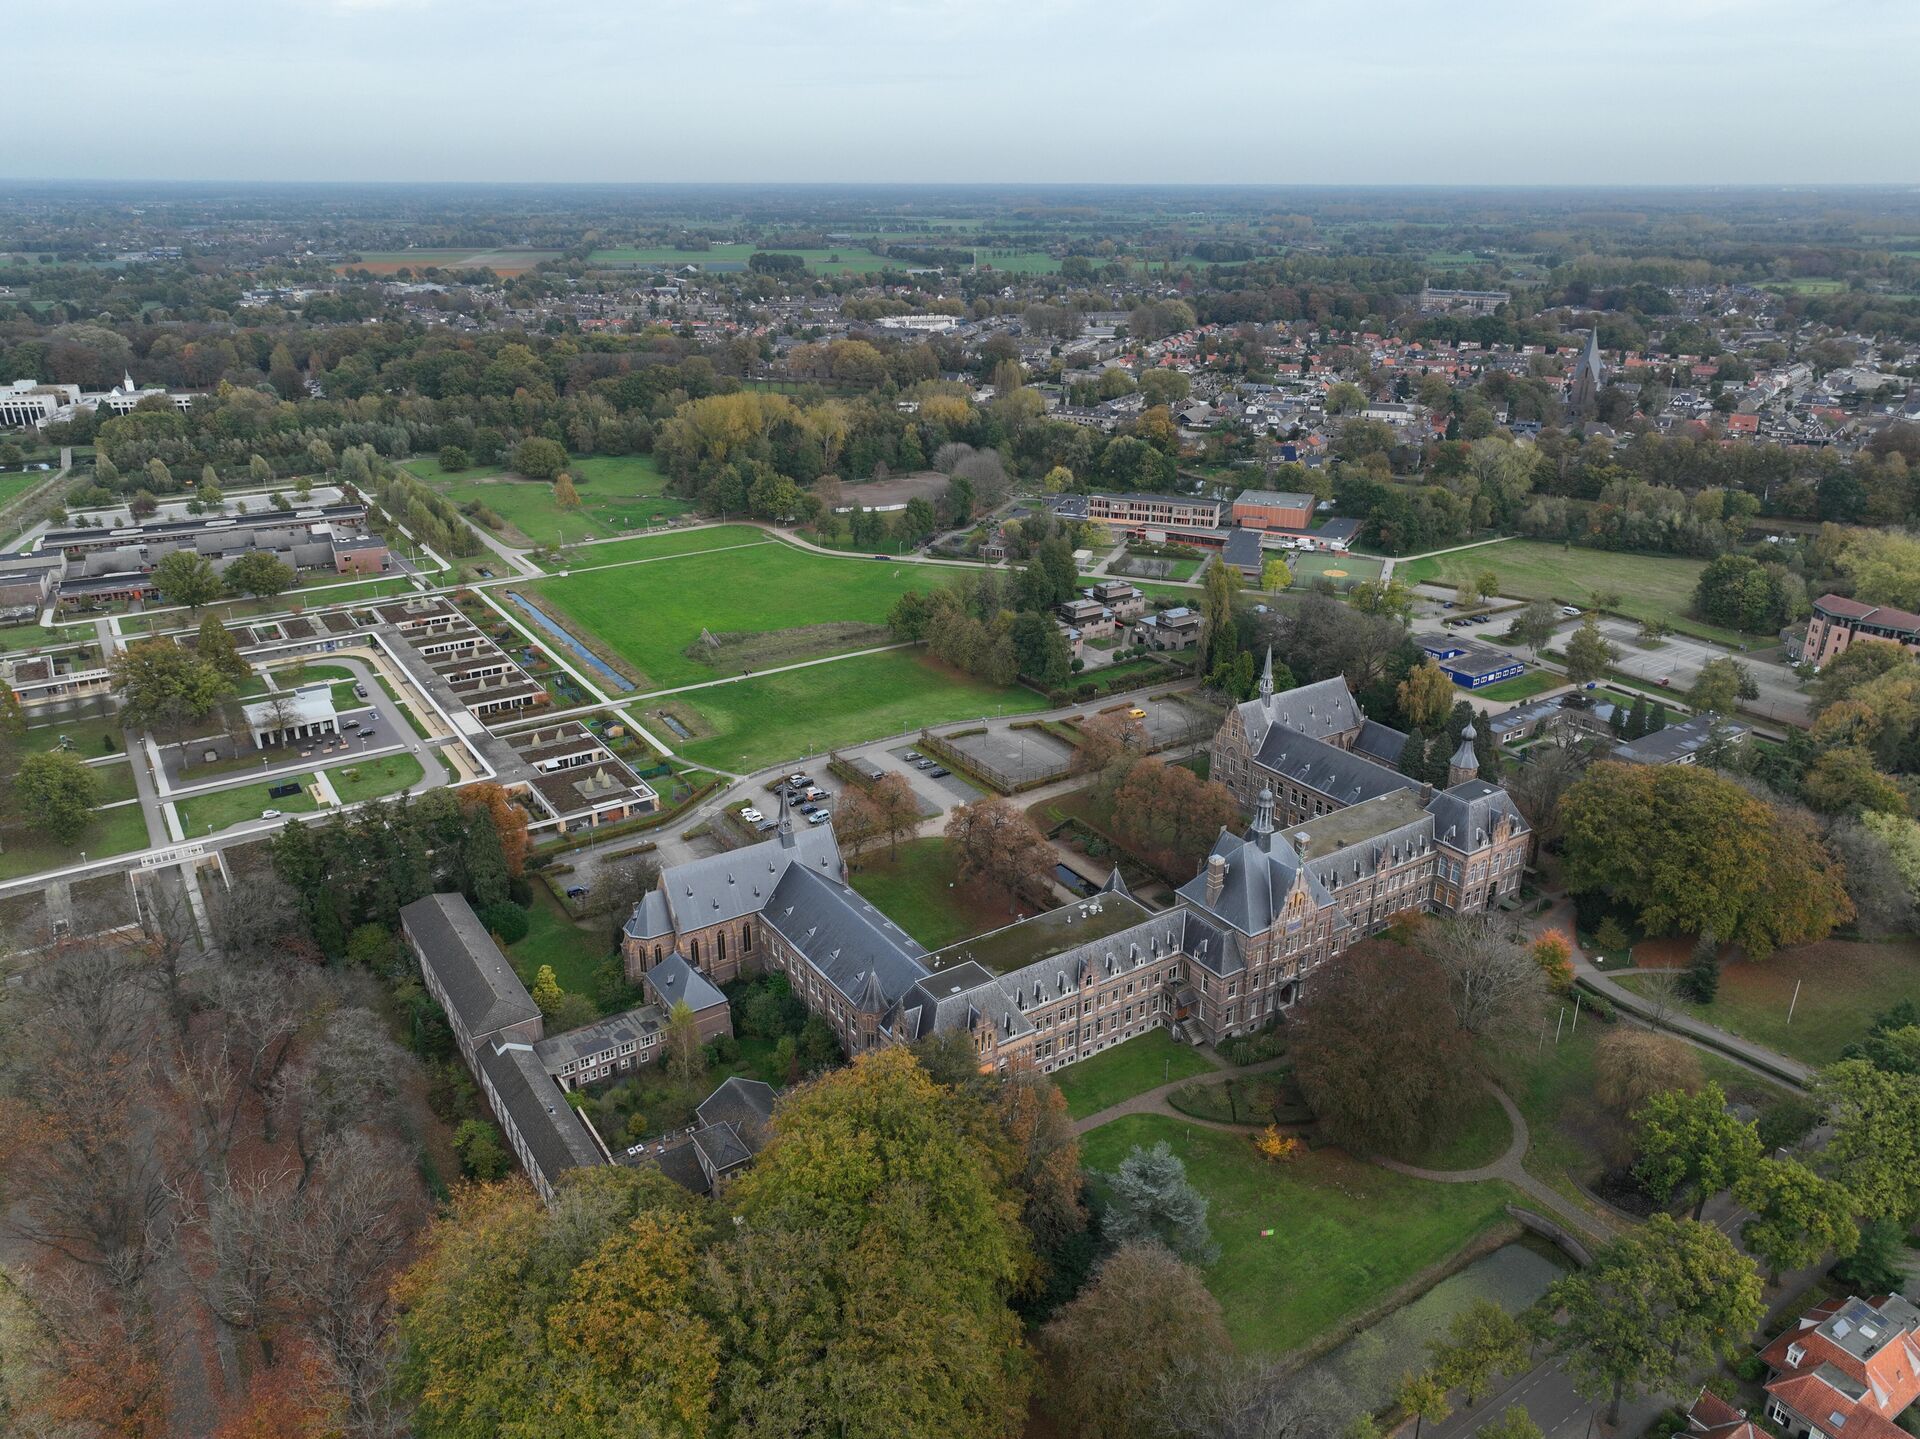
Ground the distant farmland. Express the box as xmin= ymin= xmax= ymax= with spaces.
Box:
xmin=336 ymin=248 xmax=560 ymax=276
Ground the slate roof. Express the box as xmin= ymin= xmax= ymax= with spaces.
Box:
xmin=692 ymin=1122 xmax=753 ymax=1175
xmin=1353 ymin=718 xmax=1409 ymax=765
xmin=645 ymin=952 xmax=728 ymax=1013
xmin=1426 ymin=778 xmax=1529 ymax=854
xmin=1176 ymin=825 xmax=1334 ymax=939
xmin=401 ymin=893 xmax=541 ymax=1043
xmin=1612 ymin=714 xmax=1748 ymax=765
xmin=1233 ymin=675 xmax=1365 ymax=749
xmin=1252 ymin=725 xmax=1425 ymax=808
xmin=626 ymin=888 xmax=674 ymax=940
xmin=477 ymin=1040 xmax=604 ymax=1187
xmin=628 ymin=824 xmax=843 ymax=941
xmin=695 ymin=1076 xmax=776 ymax=1144
xmin=759 ymin=864 xmax=928 ymax=1012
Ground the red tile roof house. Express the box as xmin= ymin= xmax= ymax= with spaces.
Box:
xmin=1755 ymin=1294 xmax=1920 ymax=1439
xmin=1684 ymin=1386 xmax=1763 ymax=1439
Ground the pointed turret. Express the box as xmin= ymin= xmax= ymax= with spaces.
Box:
xmin=1258 ymin=646 xmax=1275 ymax=703
xmin=776 ymin=789 xmax=796 ymax=848
xmin=1100 ymin=865 xmax=1132 ymax=899
xmin=1447 ymin=723 xmax=1480 ymax=788
xmin=857 ymin=966 xmax=888 ymax=1015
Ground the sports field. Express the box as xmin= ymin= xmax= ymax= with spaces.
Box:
xmin=1398 ymin=540 xmax=1715 ymax=634
xmin=669 ymin=649 xmax=1048 ymax=771
xmin=336 ymin=248 xmax=560 ymax=276
xmin=556 ymin=524 xmax=771 ymax=571
xmin=529 ymin=541 xmax=938 ymax=688
xmin=406 ymin=453 xmax=689 ymax=546
xmin=1286 ymin=550 xmax=1384 ymax=589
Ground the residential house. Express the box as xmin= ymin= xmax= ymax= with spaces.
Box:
xmin=1756 ymin=1294 xmax=1920 ymax=1439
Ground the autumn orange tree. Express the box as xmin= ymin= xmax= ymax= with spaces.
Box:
xmin=945 ymin=795 xmax=1055 ymax=911
xmin=456 ymin=782 xmax=529 ymax=878
xmin=1108 ymin=756 xmax=1240 ymax=876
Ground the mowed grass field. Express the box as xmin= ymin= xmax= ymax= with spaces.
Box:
xmin=1399 ymin=540 xmax=1715 ymax=634
xmin=587 ymin=243 xmax=902 ymax=274
xmin=849 ymin=839 xmax=1006 ymax=952
xmin=1051 ymin=1032 xmax=1216 ymax=1120
xmin=556 ymin=524 xmax=772 ymax=571
xmin=1079 ymin=1115 xmax=1517 ymax=1353
xmin=405 ymin=453 xmax=689 ymax=546
xmin=672 ymin=649 xmax=1048 ymax=771
xmin=1617 ymin=938 xmax=1920 ymax=1067
xmin=530 ymin=540 xmax=938 ymax=688
xmin=337 ymin=249 xmax=560 ymax=275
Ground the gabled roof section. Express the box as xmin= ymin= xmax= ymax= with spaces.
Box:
xmin=644 ymin=952 xmax=727 ymax=1013
xmin=1234 ymin=675 xmax=1363 ymax=749
xmin=401 ymin=892 xmax=542 ymax=1042
xmin=641 ymin=823 xmax=844 ymax=935
xmin=477 ymin=1040 xmax=604 ymax=1185
xmin=1253 ymin=725 xmax=1425 ymax=809
xmin=759 ymin=864 xmax=928 ymax=1011
xmin=1426 ymin=778 xmax=1529 ymax=854
xmin=1175 ymin=824 xmax=1334 ymax=939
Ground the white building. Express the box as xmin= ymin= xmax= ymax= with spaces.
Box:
xmin=243 ymin=682 xmax=340 ymax=750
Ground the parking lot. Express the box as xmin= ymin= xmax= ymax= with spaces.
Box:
xmin=1594 ymin=619 xmax=1811 ymax=725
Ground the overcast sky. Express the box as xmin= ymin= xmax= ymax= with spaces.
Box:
xmin=13 ymin=0 xmax=1915 ymax=185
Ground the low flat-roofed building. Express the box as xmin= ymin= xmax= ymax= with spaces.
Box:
xmin=242 ymin=682 xmax=340 ymax=749
xmin=503 ymin=720 xmax=658 ymax=831
xmin=1416 ymin=638 xmax=1526 ymax=690
xmin=535 ymin=1003 xmax=666 ymax=1090
xmin=1086 ymin=491 xmax=1223 ymax=529
xmin=1612 ymin=713 xmax=1748 ymax=765
xmin=0 ymin=553 xmax=64 ymax=609
xmin=1090 ymin=579 xmax=1145 ymax=620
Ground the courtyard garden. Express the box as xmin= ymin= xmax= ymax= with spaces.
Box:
xmin=1053 ymin=1031 xmax=1216 ymax=1119
xmin=847 ymin=838 xmax=1006 ymax=951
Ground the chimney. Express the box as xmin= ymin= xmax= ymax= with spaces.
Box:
xmin=1204 ymin=854 xmax=1227 ymax=906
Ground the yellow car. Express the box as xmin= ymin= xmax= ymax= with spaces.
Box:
xmin=1127 ymin=706 xmax=1147 ymax=719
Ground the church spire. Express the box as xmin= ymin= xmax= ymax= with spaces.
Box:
xmin=1258 ymin=646 xmax=1275 ymax=703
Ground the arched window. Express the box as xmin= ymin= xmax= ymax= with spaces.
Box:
xmin=717 ymin=931 xmax=727 ymax=962
xmin=689 ymin=939 xmax=700 ymax=965
xmin=742 ymin=924 xmax=752 ymax=952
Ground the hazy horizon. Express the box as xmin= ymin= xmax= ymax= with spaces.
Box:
xmin=12 ymin=0 xmax=1916 ymax=187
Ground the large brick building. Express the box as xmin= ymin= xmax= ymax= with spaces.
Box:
xmin=1800 ymin=593 xmax=1920 ymax=670
xmin=616 ymin=667 xmax=1530 ymax=1074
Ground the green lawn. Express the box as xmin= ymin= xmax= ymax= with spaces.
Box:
xmin=0 ymin=623 xmax=94 ymax=651
xmin=0 ymin=803 xmax=150 ymax=879
xmin=1080 ymin=1115 xmax=1518 ymax=1353
xmin=326 ymin=752 xmax=425 ymax=805
xmin=554 ymin=524 xmax=773 ymax=571
xmin=1053 ymin=1031 xmax=1216 ymax=1120
xmin=1286 ymin=550 xmax=1385 ymax=590
xmin=1614 ymin=938 xmax=1920 ymax=1067
xmin=22 ymin=712 xmax=125 ymax=757
xmin=177 ymin=776 xmax=319 ymax=835
xmin=587 ymin=243 xmax=908 ymax=274
xmin=1396 ymin=1088 xmax=1514 ymax=1171
xmin=532 ymin=541 xmax=944 ymax=688
xmin=406 ymin=453 xmax=689 ymax=546
xmin=90 ymin=761 xmax=138 ymax=807
xmin=509 ymin=889 xmax=613 ymax=1001
xmin=673 ymin=649 xmax=1048 ymax=771
xmin=849 ymin=839 xmax=1003 ymax=951
xmin=1398 ymin=541 xmax=1725 ymax=639
xmin=1471 ymin=671 xmax=1561 ymax=703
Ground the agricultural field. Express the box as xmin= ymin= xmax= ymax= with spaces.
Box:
xmin=587 ymin=243 xmax=903 ymax=274
xmin=669 ymin=649 xmax=1048 ymax=772
xmin=1399 ymin=540 xmax=1720 ymax=637
xmin=405 ymin=453 xmax=689 ymax=546
xmin=1079 ymin=1115 xmax=1517 ymax=1354
xmin=529 ymin=540 xmax=940 ymax=688
xmin=336 ymin=248 xmax=561 ymax=275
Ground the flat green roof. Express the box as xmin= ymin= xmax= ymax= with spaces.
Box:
xmin=1289 ymin=789 xmax=1429 ymax=860
xmin=924 ymin=893 xmax=1153 ymax=976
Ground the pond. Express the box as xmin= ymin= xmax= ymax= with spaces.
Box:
xmin=1288 ymin=1240 xmax=1570 ymax=1421
xmin=506 ymin=592 xmax=633 ymax=693
xmin=1054 ymin=862 xmax=1096 ymax=896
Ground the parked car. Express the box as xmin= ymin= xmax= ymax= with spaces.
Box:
xmin=803 ymin=787 xmax=827 ymax=801
xmin=1127 ymin=706 xmax=1146 ymax=719
xmin=904 ymin=750 xmax=922 ymax=761
xmin=915 ymin=758 xmax=933 ymax=769
xmin=1560 ymin=606 xmax=1581 ymax=618
xmin=565 ymin=886 xmax=589 ymax=899
xmin=260 ymin=809 xmax=282 ymax=819
xmin=928 ymin=766 xmax=950 ymax=778
xmin=867 ymin=768 xmax=884 ymax=781
xmin=741 ymin=807 xmax=764 ymax=823
xmin=354 ymin=684 xmax=369 ymax=699
xmin=808 ymin=810 xmax=831 ymax=824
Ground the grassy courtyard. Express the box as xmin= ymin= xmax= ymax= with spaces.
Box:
xmin=848 ymin=839 xmax=1005 ymax=951
xmin=1080 ymin=1114 xmax=1517 ymax=1354
xmin=1471 ymin=671 xmax=1561 ymax=703
xmin=177 ymin=776 xmax=320 ymax=835
xmin=509 ymin=889 xmax=614 ymax=1001
xmin=672 ymin=649 xmax=1049 ymax=771
xmin=531 ymin=541 xmax=950 ymax=688
xmin=326 ymin=752 xmax=425 ymax=804
xmin=1053 ymin=1032 xmax=1216 ymax=1120
xmin=1398 ymin=540 xmax=1726 ymax=639
xmin=1614 ymin=938 xmax=1920 ymax=1067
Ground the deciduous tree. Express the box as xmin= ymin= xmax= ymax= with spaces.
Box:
xmin=1734 ymin=1157 xmax=1859 ymax=1282
xmin=1561 ymin=616 xmax=1616 ymax=686
xmin=12 ymin=750 xmax=101 ymax=843
xmin=151 ymin=548 xmax=224 ymax=609
xmin=1633 ymin=1082 xmax=1763 ymax=1219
